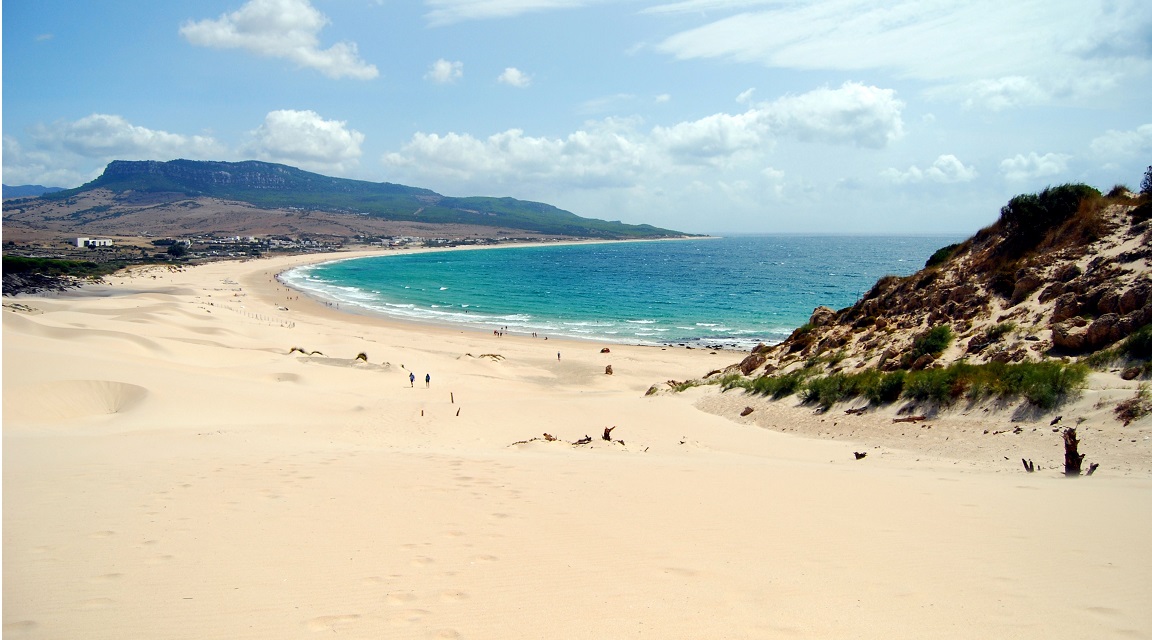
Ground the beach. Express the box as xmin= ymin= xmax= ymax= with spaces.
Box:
xmin=4 ymin=250 xmax=1151 ymax=639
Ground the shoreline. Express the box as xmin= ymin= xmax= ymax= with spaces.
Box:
xmin=4 ymin=252 xmax=1150 ymax=639
xmin=270 ymin=237 xmax=760 ymax=352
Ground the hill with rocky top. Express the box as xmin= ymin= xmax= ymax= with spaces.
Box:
xmin=2 ymin=159 xmax=687 ymax=241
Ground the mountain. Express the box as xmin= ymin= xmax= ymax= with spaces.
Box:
xmin=3 ymin=184 xmax=64 ymax=199
xmin=36 ymin=159 xmax=685 ymax=239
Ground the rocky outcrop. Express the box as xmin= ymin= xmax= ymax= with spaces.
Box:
xmin=718 ymin=191 xmax=1151 ymax=377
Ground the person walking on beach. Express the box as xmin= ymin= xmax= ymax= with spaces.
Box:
xmin=425 ymin=373 xmax=431 ymax=388
xmin=557 ymin=352 xmax=561 ymax=361
xmin=409 ymin=372 xmax=415 ymax=387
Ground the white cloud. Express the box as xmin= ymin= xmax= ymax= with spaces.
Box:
xmin=655 ymin=94 xmax=671 ymax=103
xmin=735 ymin=88 xmax=756 ymax=104
xmin=652 ymin=0 xmax=1152 ymax=108
xmin=2 ymin=114 xmax=227 ymax=187
xmin=882 ymin=154 xmax=977 ymax=184
xmin=497 ymin=67 xmax=532 ymax=87
xmin=426 ymin=58 xmax=464 ymax=83
xmin=760 ymin=82 xmax=904 ymax=148
xmin=999 ymin=152 xmax=1071 ymax=181
xmin=423 ymin=0 xmax=607 ymax=25
xmin=180 ymin=0 xmax=378 ymax=80
xmin=382 ymin=82 xmax=904 ymax=189
xmin=1090 ymin=124 xmax=1152 ymax=158
xmin=245 ymin=110 xmax=364 ymax=172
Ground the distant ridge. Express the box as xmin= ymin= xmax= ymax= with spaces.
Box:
xmin=45 ymin=159 xmax=686 ymax=239
xmin=3 ymin=184 xmax=64 ymax=199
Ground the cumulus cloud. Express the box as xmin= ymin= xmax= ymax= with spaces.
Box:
xmin=382 ymin=82 xmax=904 ymax=189
xmin=245 ymin=109 xmax=364 ymax=172
xmin=426 ymin=58 xmax=464 ymax=83
xmin=180 ymin=0 xmax=378 ymax=80
xmin=2 ymin=114 xmax=227 ymax=187
xmin=760 ymin=82 xmax=904 ymax=148
xmin=999 ymin=152 xmax=1071 ymax=181
xmin=882 ymin=154 xmax=977 ymax=184
xmin=497 ymin=67 xmax=532 ymax=87
xmin=1090 ymin=124 xmax=1152 ymax=158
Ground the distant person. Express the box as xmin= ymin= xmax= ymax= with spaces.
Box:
xmin=409 ymin=372 xmax=415 ymax=387
xmin=425 ymin=373 xmax=431 ymax=388
xmin=557 ymin=352 xmax=561 ymax=361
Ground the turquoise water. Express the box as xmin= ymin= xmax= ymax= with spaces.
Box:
xmin=281 ymin=235 xmax=960 ymax=349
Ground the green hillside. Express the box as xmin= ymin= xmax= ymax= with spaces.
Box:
xmin=49 ymin=160 xmax=686 ymax=239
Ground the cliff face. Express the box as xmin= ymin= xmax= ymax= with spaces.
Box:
xmin=733 ymin=191 xmax=1152 ymax=378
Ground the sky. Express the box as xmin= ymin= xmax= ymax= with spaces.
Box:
xmin=3 ymin=0 xmax=1151 ymax=235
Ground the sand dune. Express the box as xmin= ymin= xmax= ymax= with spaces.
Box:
xmin=4 ymin=251 xmax=1150 ymax=639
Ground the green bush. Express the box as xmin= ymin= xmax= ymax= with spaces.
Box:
xmin=1120 ymin=324 xmax=1152 ymax=360
xmin=998 ymin=183 xmax=1101 ymax=255
xmin=910 ymin=325 xmax=954 ymax=360
xmin=750 ymin=368 xmax=812 ymax=399
xmin=925 ymin=243 xmax=960 ymax=268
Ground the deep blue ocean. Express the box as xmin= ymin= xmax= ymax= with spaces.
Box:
xmin=281 ymin=236 xmax=960 ymax=349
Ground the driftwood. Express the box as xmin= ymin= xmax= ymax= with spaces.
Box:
xmin=845 ymin=407 xmax=868 ymax=415
xmin=573 ymin=435 xmax=593 ymax=445
xmin=740 ymin=407 xmax=754 ymax=417
xmin=1062 ymin=428 xmax=1086 ymax=476
xmin=892 ymin=415 xmax=928 ymax=423
xmin=602 ymin=426 xmax=616 ymax=441
xmin=605 ymin=365 xmax=614 ymax=375
xmin=1022 ymin=458 xmax=1035 ymax=473
xmin=853 ymin=451 xmax=867 ymax=460
xmin=543 ymin=433 xmax=558 ymax=441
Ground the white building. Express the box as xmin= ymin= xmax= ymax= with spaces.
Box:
xmin=75 ymin=237 xmax=113 ymax=248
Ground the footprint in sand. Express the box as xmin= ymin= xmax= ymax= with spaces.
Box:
xmin=411 ymin=556 xmax=435 ymax=566
xmin=471 ymin=555 xmax=498 ymax=563
xmin=87 ymin=573 xmax=124 ymax=583
xmin=89 ymin=530 xmax=116 ymax=538
xmin=386 ymin=592 xmax=418 ymax=605
xmin=361 ymin=576 xmax=385 ymax=586
xmin=3 ymin=621 xmax=38 ymax=634
xmin=432 ymin=629 xmax=462 ymax=639
xmin=439 ymin=590 xmax=469 ymax=602
xmin=305 ymin=614 xmax=360 ymax=632
xmin=79 ymin=598 xmax=116 ymax=610
xmin=387 ymin=609 xmax=431 ymax=626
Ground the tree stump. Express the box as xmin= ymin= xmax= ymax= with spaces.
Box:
xmin=1062 ymin=428 xmax=1085 ymax=476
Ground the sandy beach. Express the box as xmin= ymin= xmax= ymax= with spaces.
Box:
xmin=4 ymin=250 xmax=1151 ymax=639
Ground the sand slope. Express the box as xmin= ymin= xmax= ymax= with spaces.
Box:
xmin=4 ymin=254 xmax=1150 ymax=639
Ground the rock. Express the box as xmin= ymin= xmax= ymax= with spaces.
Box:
xmin=966 ymin=334 xmax=990 ymax=353
xmin=600 ymin=347 xmax=611 ymax=353
xmin=738 ymin=353 xmax=766 ymax=376
xmin=1011 ymin=271 xmax=1044 ymax=305
xmin=911 ymin=353 xmax=935 ymax=370
xmin=740 ymin=407 xmax=754 ymax=417
xmin=1085 ymin=313 xmax=1123 ymax=349
xmin=1053 ymin=263 xmax=1082 ymax=282
xmin=1051 ymin=292 xmax=1082 ymax=323
xmin=1098 ymin=290 xmax=1121 ymax=315
xmin=874 ymin=317 xmax=888 ymax=330
xmin=1121 ymin=367 xmax=1142 ymax=381
xmin=1120 ymin=285 xmax=1150 ymax=315
xmin=1038 ymin=282 xmax=1065 ymax=304
xmin=809 ymin=306 xmax=837 ymax=327
xmin=1051 ymin=320 xmax=1088 ymax=351
xmin=605 ymin=365 xmax=614 ymax=375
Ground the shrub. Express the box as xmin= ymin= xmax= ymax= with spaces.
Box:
xmin=998 ymin=183 xmax=1102 ymax=255
xmin=750 ymin=368 xmax=813 ymax=399
xmin=1119 ymin=324 xmax=1152 ymax=360
xmin=925 ymin=243 xmax=960 ymax=268
xmin=910 ymin=325 xmax=954 ymax=360
xmin=801 ymin=372 xmax=853 ymax=409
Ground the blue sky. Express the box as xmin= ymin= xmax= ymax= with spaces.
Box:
xmin=3 ymin=0 xmax=1150 ymax=234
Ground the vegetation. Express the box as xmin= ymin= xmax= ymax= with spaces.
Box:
xmin=996 ymin=183 xmax=1102 ymax=256
xmin=924 ymin=243 xmax=960 ymax=268
xmin=711 ymin=360 xmax=1088 ymax=411
xmin=46 ymin=159 xmax=686 ymax=239
xmin=2 ymin=255 xmax=127 ymax=278
xmin=905 ymin=325 xmax=954 ymax=364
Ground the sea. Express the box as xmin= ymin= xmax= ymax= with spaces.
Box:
xmin=280 ymin=235 xmax=961 ymax=350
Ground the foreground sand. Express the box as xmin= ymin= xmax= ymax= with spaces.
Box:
xmin=4 ymin=251 xmax=1151 ymax=639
